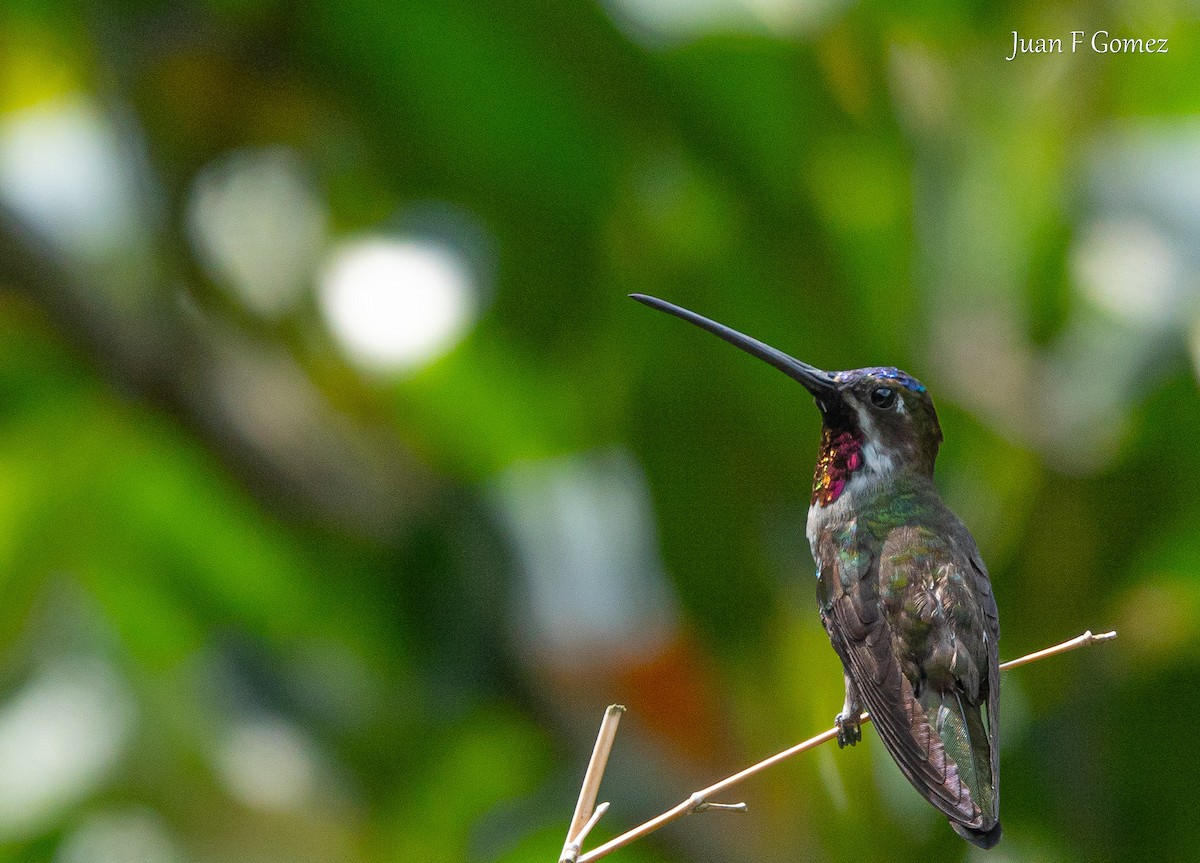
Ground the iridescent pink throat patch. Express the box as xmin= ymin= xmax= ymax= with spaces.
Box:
xmin=812 ymin=429 xmax=863 ymax=507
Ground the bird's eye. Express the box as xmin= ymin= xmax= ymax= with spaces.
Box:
xmin=870 ymin=387 xmax=896 ymax=409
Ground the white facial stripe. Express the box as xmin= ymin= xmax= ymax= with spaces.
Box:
xmin=850 ymin=398 xmax=897 ymax=477
xmin=850 ymin=398 xmax=873 ymax=436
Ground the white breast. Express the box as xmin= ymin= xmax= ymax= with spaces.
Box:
xmin=806 ymin=470 xmax=877 ymax=550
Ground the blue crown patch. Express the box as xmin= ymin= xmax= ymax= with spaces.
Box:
xmin=834 ymin=367 xmax=927 ymax=393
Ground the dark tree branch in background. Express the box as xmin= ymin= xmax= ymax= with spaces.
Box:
xmin=0 ymin=203 xmax=428 ymax=540
xmin=559 ymin=629 xmax=1118 ymax=863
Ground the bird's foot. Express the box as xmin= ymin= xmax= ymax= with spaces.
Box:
xmin=835 ymin=711 xmax=861 ymax=748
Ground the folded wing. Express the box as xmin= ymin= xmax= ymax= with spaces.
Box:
xmin=820 ymin=523 xmax=1000 ymax=837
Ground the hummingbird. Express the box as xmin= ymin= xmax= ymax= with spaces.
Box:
xmin=633 ymin=294 xmax=1001 ymax=848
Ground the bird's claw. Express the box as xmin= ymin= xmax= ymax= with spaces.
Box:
xmin=835 ymin=711 xmax=861 ymax=748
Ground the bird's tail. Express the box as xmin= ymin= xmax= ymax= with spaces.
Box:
xmin=953 ymin=819 xmax=1003 ymax=849
xmin=922 ymin=688 xmax=999 ymax=844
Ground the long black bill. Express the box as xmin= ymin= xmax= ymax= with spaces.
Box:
xmin=630 ymin=294 xmax=838 ymax=398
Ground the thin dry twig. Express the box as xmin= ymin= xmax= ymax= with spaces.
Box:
xmin=560 ymin=705 xmax=625 ymax=863
xmin=566 ymin=629 xmax=1117 ymax=863
xmin=997 ymin=629 xmax=1117 ymax=671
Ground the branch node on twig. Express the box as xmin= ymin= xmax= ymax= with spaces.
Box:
xmin=561 ymin=802 xmax=610 ymax=863
xmin=686 ymin=792 xmax=748 ymax=813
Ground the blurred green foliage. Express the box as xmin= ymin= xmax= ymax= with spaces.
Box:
xmin=0 ymin=1 xmax=1198 ymax=862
